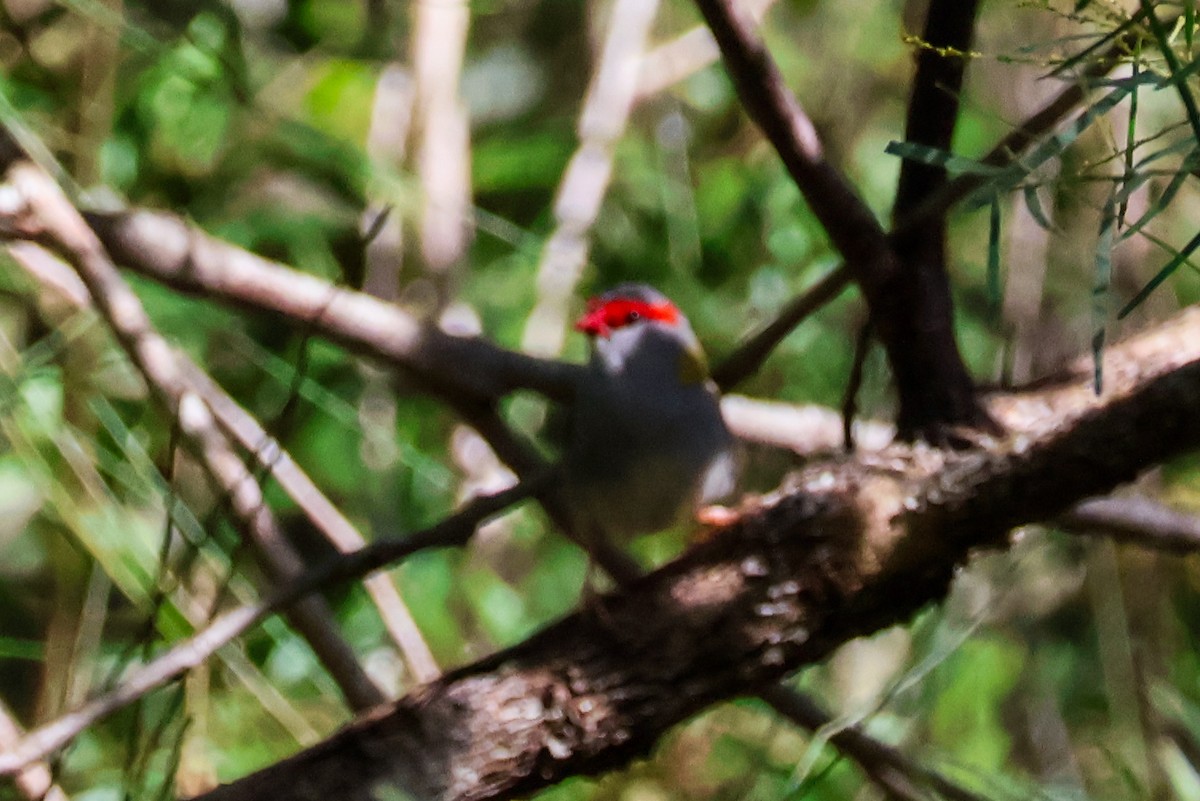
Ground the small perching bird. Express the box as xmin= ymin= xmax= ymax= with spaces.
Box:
xmin=561 ymin=283 xmax=737 ymax=548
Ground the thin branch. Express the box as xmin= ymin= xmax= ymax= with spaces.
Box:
xmin=691 ymin=0 xmax=897 ymax=297
xmin=1059 ymin=495 xmax=1200 ymax=552
xmin=521 ymin=0 xmax=661 ymax=357
xmin=411 ymin=0 xmax=472 ymax=290
xmin=362 ymin=63 xmax=414 ymax=302
xmin=710 ymin=33 xmax=1131 ymax=392
xmin=6 ymin=239 xmax=441 ymax=684
xmin=635 ymin=0 xmax=776 ymax=100
xmin=2 ymin=161 xmax=386 ymax=710
xmin=760 ymin=686 xmax=985 ymax=801
xmin=712 ymin=266 xmax=851 ymax=391
xmin=179 ymin=361 xmax=441 ymax=683
xmin=0 ymin=474 xmax=547 ymax=777
xmin=721 ymin=395 xmax=895 ymax=454
xmin=0 ymin=699 xmax=69 ymax=801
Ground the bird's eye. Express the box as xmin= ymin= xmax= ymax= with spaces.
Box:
xmin=626 ymin=310 xmax=641 ymax=323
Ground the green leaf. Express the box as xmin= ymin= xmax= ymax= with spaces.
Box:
xmin=884 ymin=140 xmax=1004 ymax=176
xmin=1118 ymin=151 xmax=1197 ymax=243
xmin=1141 ymin=0 xmax=1200 ymax=145
xmin=1022 ymin=184 xmax=1055 ymax=231
xmin=1094 ymin=189 xmax=1117 ymax=393
xmin=988 ymin=194 xmax=1003 ymax=316
xmin=1118 ymin=227 xmax=1200 ymax=318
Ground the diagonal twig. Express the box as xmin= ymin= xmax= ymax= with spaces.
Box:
xmin=522 ymin=0 xmax=662 ymax=357
xmin=2 ymin=161 xmax=386 ymax=710
xmin=711 ymin=31 xmax=1134 ymax=393
xmin=0 ymin=474 xmax=545 ymax=777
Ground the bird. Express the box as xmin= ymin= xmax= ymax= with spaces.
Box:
xmin=560 ymin=283 xmax=737 ymax=551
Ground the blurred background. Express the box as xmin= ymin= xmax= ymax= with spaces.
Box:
xmin=1 ymin=0 xmax=1200 ymax=799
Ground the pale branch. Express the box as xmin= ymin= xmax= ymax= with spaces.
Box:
xmin=1059 ymin=495 xmax=1200 ymax=552
xmin=759 ymin=687 xmax=986 ymax=801
xmin=361 ymin=62 xmax=414 ymax=301
xmin=0 ymin=475 xmax=548 ymax=777
xmin=0 ymin=28 xmax=1122 ymax=419
xmin=1 ymin=162 xmax=386 ymax=711
xmin=179 ymin=360 xmax=441 ymax=683
xmin=6 ymin=240 xmax=439 ymax=683
xmin=411 ymin=0 xmax=472 ymax=288
xmin=635 ymin=0 xmax=776 ymax=100
xmin=191 ymin=304 xmax=1200 ymax=801
xmin=521 ymin=0 xmax=661 ymax=358
xmin=720 ymin=395 xmax=895 ymax=454
xmin=12 ymin=182 xmax=1200 ymax=801
xmin=80 ymin=208 xmax=584 ymax=404
xmin=0 ymin=699 xmax=68 ymax=801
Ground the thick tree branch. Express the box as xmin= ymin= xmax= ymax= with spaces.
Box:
xmin=190 ymin=304 xmax=1200 ymax=801
xmin=884 ymin=0 xmax=991 ymax=437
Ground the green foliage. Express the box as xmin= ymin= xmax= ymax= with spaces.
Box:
xmin=3 ymin=0 xmax=1200 ymax=799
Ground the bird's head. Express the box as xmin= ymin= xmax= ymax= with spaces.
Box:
xmin=575 ymin=283 xmax=708 ymax=380
xmin=574 ymin=283 xmax=681 ymax=339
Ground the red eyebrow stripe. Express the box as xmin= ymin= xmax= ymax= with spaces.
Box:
xmin=575 ymin=298 xmax=679 ymax=336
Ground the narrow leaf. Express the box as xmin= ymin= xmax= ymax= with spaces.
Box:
xmin=884 ymin=141 xmax=1005 ymax=175
xmin=1022 ymin=184 xmax=1055 ymax=230
xmin=1093 ymin=189 xmax=1117 ymax=393
xmin=988 ymin=194 xmax=1003 ymax=316
xmin=1141 ymin=0 xmax=1200 ymax=145
xmin=1051 ymin=9 xmax=1146 ymax=78
xmin=1119 ymin=152 xmax=1197 ymax=242
xmin=1118 ymin=227 xmax=1200 ymax=318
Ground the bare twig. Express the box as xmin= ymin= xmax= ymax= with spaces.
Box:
xmin=411 ymin=0 xmax=472 ymax=291
xmin=0 ymin=699 xmax=68 ymax=801
xmin=0 ymin=474 xmax=547 ymax=777
xmin=721 ymin=395 xmax=895 ymax=454
xmin=521 ymin=0 xmax=661 ymax=357
xmin=691 ymin=0 xmax=897 ymax=297
xmin=1060 ymin=495 xmax=1200 ymax=552
xmin=362 ymin=64 xmax=414 ymax=302
xmin=635 ymin=0 xmax=776 ymax=99
xmin=711 ymin=266 xmax=851 ymax=391
xmin=710 ymin=33 xmax=1131 ymax=392
xmin=179 ymin=361 xmax=441 ymax=683
xmin=6 ymin=238 xmax=441 ymax=684
xmin=760 ymin=686 xmax=985 ymax=801
xmin=2 ymin=161 xmax=385 ymax=710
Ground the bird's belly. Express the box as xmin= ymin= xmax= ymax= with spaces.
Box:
xmin=564 ymin=387 xmax=732 ymax=541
